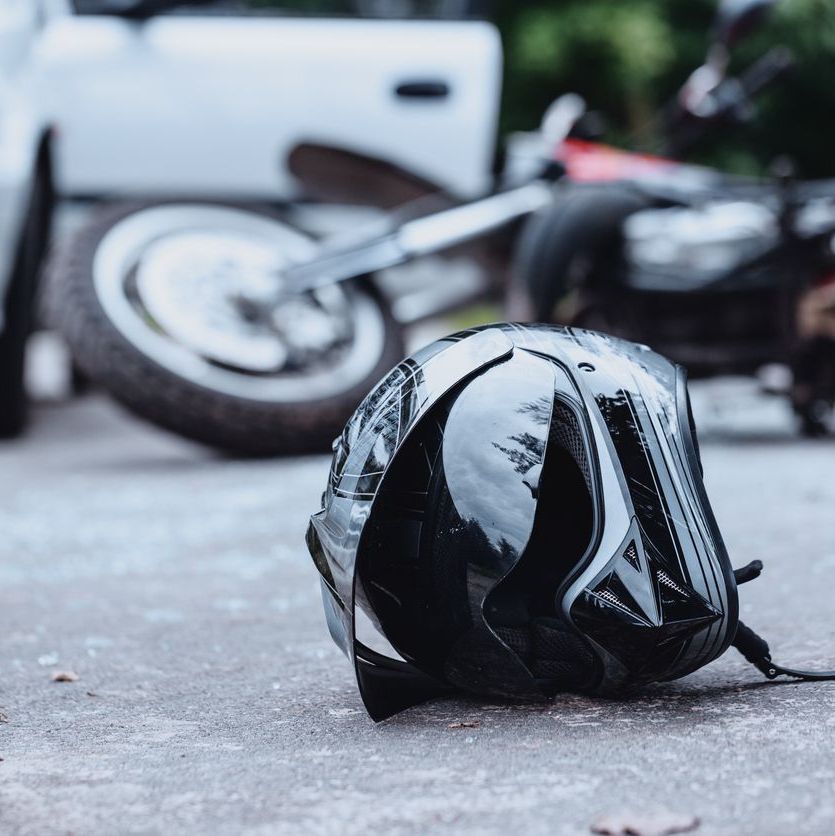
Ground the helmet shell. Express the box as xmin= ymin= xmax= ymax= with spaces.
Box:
xmin=307 ymin=324 xmax=738 ymax=720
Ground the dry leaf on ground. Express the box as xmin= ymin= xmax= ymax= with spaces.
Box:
xmin=50 ymin=671 xmax=79 ymax=683
xmin=591 ymin=811 xmax=700 ymax=836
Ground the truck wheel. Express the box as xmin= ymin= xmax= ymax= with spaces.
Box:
xmin=0 ymin=162 xmax=53 ymax=438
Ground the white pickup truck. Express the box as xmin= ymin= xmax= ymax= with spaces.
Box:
xmin=32 ymin=0 xmax=503 ymax=201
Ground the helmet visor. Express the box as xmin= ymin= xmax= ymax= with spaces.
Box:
xmin=353 ymin=350 xmax=561 ymax=716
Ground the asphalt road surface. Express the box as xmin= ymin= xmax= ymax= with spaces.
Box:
xmin=1 ymin=383 xmax=834 ymax=836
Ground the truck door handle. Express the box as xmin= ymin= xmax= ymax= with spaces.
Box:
xmin=395 ymin=80 xmax=451 ymax=100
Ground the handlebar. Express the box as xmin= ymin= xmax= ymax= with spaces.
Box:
xmin=737 ymin=45 xmax=795 ymax=101
xmin=664 ymin=44 xmax=793 ymax=157
xmin=697 ymin=45 xmax=794 ymax=125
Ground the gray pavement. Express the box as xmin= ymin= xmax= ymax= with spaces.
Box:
xmin=1 ymin=386 xmax=835 ymax=836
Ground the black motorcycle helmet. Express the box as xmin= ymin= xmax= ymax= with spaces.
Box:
xmin=307 ymin=323 xmax=834 ymax=720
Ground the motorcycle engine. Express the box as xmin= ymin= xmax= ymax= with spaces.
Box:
xmin=624 ymin=201 xmax=779 ymax=291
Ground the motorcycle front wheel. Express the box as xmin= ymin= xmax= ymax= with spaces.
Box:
xmin=47 ymin=201 xmax=404 ymax=455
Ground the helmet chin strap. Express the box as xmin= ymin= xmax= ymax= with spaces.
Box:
xmin=732 ymin=561 xmax=835 ymax=682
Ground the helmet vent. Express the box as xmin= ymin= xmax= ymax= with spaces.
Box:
xmin=550 ymin=401 xmax=592 ymax=492
xmin=595 ymin=587 xmax=627 ymax=610
xmin=657 ymin=569 xmax=688 ymax=597
xmin=623 ymin=541 xmax=641 ymax=572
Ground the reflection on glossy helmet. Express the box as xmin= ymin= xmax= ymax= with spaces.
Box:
xmin=307 ymin=324 xmax=835 ymax=721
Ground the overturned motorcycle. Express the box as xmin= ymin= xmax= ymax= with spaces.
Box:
xmin=47 ymin=0 xmax=808 ymax=453
xmin=45 ymin=112 xmax=570 ymax=454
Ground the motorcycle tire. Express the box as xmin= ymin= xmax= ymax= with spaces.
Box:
xmin=508 ymin=184 xmax=651 ymax=323
xmin=46 ymin=200 xmax=405 ymax=456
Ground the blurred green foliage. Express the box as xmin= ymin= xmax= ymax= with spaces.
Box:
xmin=496 ymin=0 xmax=835 ymax=177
